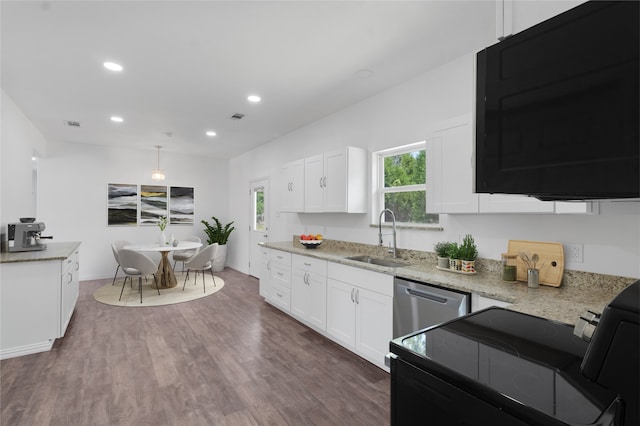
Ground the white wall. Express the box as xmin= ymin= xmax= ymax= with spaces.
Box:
xmin=34 ymin=141 xmax=229 ymax=280
xmin=1 ymin=91 xmax=47 ymax=237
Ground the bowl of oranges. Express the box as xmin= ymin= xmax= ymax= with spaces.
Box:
xmin=299 ymin=234 xmax=323 ymax=249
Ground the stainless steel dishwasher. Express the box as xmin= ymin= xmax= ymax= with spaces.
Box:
xmin=393 ymin=277 xmax=470 ymax=338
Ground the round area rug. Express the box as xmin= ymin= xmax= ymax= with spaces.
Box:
xmin=93 ymin=271 xmax=224 ymax=307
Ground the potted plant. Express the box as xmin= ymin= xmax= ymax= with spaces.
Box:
xmin=434 ymin=241 xmax=453 ymax=269
xmin=157 ymin=216 xmax=168 ymax=245
xmin=201 ymin=216 xmax=235 ymax=271
xmin=458 ymin=234 xmax=478 ymax=273
xmin=447 ymin=242 xmax=461 ymax=271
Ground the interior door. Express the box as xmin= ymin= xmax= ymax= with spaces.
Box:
xmin=249 ymin=178 xmax=269 ymax=278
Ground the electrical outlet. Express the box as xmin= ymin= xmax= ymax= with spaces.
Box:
xmin=565 ymin=243 xmax=584 ymax=263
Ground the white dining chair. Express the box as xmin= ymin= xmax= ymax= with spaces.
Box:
xmin=172 ymin=236 xmax=201 ymax=272
xmin=111 ymin=240 xmax=131 ymax=286
xmin=118 ymin=249 xmax=159 ymax=303
xmin=183 ymin=243 xmax=218 ymax=293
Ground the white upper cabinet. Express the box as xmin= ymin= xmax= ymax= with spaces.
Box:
xmin=426 ymin=114 xmax=479 ymax=214
xmin=280 ymin=159 xmax=304 ymax=212
xmin=304 ymin=147 xmax=367 ymax=213
xmin=426 ymin=114 xmax=597 ymax=215
xmin=478 ymin=194 xmax=555 ymax=213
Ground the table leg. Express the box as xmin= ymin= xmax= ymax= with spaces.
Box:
xmin=153 ymin=251 xmax=177 ymax=288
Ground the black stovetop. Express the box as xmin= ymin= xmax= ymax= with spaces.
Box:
xmin=390 ymin=308 xmax=619 ymax=425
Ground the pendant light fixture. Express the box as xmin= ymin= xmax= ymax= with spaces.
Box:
xmin=151 ymin=145 xmax=165 ymax=181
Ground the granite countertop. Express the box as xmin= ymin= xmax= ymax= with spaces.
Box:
xmin=261 ymin=240 xmax=633 ymax=325
xmin=0 ymin=242 xmax=81 ymax=263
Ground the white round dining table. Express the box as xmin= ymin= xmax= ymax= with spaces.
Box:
xmin=124 ymin=241 xmax=202 ymax=289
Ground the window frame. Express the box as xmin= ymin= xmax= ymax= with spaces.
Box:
xmin=373 ymin=141 xmax=439 ymax=227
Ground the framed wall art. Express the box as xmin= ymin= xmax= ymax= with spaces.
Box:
xmin=107 ymin=183 xmax=138 ymax=226
xmin=140 ymin=184 xmax=168 ymax=225
xmin=169 ymin=186 xmax=194 ymax=224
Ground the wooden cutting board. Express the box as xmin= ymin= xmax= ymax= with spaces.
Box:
xmin=507 ymin=240 xmax=564 ymax=287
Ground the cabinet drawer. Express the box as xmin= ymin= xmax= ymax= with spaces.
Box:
xmin=271 ymin=282 xmax=291 ymax=311
xmin=292 ymin=254 xmax=327 ymax=275
xmin=327 ymin=262 xmax=393 ymax=297
xmin=271 ymin=263 xmax=291 ymax=288
xmin=271 ymin=250 xmax=292 ymax=266
xmin=62 ymin=250 xmax=79 ymax=275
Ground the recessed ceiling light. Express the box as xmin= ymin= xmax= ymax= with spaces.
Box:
xmin=103 ymin=61 xmax=123 ymax=72
xmin=206 ymin=130 xmax=217 ymax=137
xmin=247 ymin=95 xmax=261 ymax=103
xmin=110 ymin=116 xmax=124 ymax=123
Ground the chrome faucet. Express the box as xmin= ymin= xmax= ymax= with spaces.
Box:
xmin=378 ymin=208 xmax=397 ymax=258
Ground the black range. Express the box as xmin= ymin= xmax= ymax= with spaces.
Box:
xmin=388 ymin=282 xmax=638 ymax=426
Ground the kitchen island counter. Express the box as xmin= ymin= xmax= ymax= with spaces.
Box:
xmin=1 ymin=242 xmax=81 ymax=263
xmin=261 ymin=239 xmax=635 ymax=325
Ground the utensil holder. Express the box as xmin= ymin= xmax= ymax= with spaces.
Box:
xmin=528 ymin=269 xmax=540 ymax=288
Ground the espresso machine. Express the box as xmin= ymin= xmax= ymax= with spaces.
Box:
xmin=7 ymin=221 xmax=51 ymax=252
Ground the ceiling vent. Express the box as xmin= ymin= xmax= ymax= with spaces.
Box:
xmin=63 ymin=120 xmax=81 ymax=127
xmin=229 ymin=113 xmax=245 ymax=121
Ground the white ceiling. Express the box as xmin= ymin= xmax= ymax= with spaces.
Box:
xmin=1 ymin=1 xmax=496 ymax=159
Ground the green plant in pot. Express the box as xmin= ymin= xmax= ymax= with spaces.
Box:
xmin=201 ymin=216 xmax=235 ymax=271
xmin=447 ymin=242 xmax=461 ymax=271
xmin=434 ymin=241 xmax=454 ymax=269
xmin=458 ymin=234 xmax=478 ymax=273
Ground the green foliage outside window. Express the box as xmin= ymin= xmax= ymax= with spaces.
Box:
xmin=383 ymin=150 xmax=438 ymax=224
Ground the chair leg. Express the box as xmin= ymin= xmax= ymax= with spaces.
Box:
xmin=183 ymin=270 xmax=189 ymax=291
xmin=112 ymin=265 xmax=120 ymax=285
xmin=210 ymin=270 xmax=216 ymax=287
xmin=153 ymin=274 xmax=160 ymax=295
xmin=173 ymin=260 xmax=177 ymax=271
xmin=119 ymin=276 xmax=128 ymax=301
xmin=139 ymin=276 xmax=143 ymax=304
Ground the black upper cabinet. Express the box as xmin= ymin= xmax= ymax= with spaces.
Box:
xmin=476 ymin=1 xmax=639 ymax=201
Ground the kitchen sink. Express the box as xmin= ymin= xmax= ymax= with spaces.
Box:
xmin=345 ymin=255 xmax=410 ymax=268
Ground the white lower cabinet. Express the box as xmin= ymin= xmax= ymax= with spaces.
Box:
xmin=291 ymin=254 xmax=327 ymax=331
xmin=262 ymin=252 xmax=393 ymax=371
xmin=326 ymin=262 xmax=393 ymax=371
xmin=267 ymin=250 xmax=292 ymax=312
xmin=60 ymin=248 xmax=80 ymax=336
xmin=1 ymin=246 xmax=80 ymax=360
xmin=259 ymin=247 xmax=271 ymax=298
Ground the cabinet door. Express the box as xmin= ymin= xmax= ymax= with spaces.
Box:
xmin=326 ymin=147 xmax=367 ymax=213
xmin=259 ymin=249 xmax=271 ymax=298
xmin=291 ymin=269 xmax=309 ymax=319
xmin=304 ymin=154 xmax=324 ymax=213
xmin=323 ymin=149 xmax=347 ymax=212
xmin=326 ymin=278 xmax=356 ymax=348
xmin=280 ymin=160 xmax=304 ymax=212
xmin=426 ymin=115 xmax=479 ymax=213
xmin=60 ymin=252 xmax=79 ymax=338
xmin=307 ymin=272 xmax=327 ymax=330
xmin=355 ymin=287 xmax=392 ymax=365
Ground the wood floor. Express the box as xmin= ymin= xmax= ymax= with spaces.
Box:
xmin=1 ymin=268 xmax=390 ymax=425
